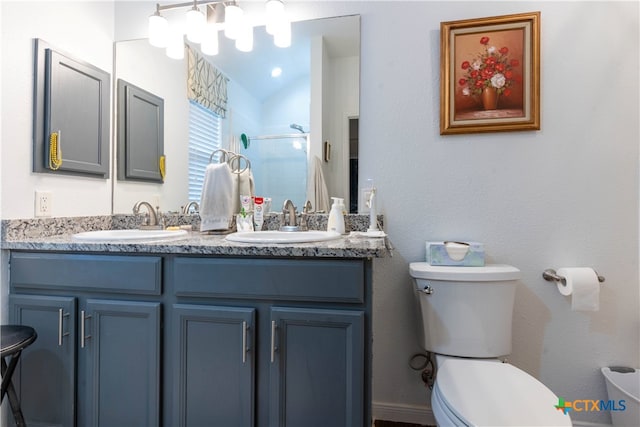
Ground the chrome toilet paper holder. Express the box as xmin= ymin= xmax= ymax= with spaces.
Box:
xmin=542 ymin=268 xmax=605 ymax=286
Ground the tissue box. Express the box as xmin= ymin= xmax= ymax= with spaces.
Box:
xmin=426 ymin=241 xmax=485 ymax=266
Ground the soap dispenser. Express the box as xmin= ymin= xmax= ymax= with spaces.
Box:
xmin=327 ymin=197 xmax=345 ymax=234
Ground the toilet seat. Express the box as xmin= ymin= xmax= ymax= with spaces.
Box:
xmin=433 ymin=358 xmax=572 ymax=426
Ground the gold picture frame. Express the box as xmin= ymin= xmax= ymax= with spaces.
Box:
xmin=440 ymin=12 xmax=541 ymax=135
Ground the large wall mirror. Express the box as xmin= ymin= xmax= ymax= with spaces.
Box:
xmin=113 ymin=15 xmax=360 ymax=215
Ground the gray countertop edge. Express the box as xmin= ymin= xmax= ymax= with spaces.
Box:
xmin=1 ymin=232 xmax=391 ymax=259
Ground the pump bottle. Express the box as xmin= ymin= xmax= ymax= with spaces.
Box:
xmin=327 ymin=197 xmax=345 ymax=234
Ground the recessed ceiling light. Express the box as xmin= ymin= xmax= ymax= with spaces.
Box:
xmin=271 ymin=67 xmax=282 ymax=78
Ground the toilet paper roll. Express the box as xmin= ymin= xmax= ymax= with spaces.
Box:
xmin=557 ymin=267 xmax=600 ymax=311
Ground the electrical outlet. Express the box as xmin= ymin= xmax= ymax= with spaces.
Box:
xmin=359 ymin=188 xmax=373 ymax=214
xmin=35 ymin=191 xmax=52 ymax=217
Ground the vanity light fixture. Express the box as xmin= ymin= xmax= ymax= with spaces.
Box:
xmin=235 ymin=15 xmax=253 ymax=52
xmin=185 ymin=4 xmax=206 ymax=43
xmin=147 ymin=0 xmax=291 ymax=58
xmin=201 ymin=23 xmax=219 ymax=56
xmin=166 ymin=26 xmax=186 ymax=59
xmin=265 ymin=0 xmax=285 ymax=35
xmin=223 ymin=3 xmax=244 ymax=41
xmin=274 ymin=19 xmax=291 ymax=48
xmin=148 ymin=9 xmax=169 ymax=47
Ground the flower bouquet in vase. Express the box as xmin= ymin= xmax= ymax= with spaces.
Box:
xmin=459 ymin=36 xmax=520 ymax=110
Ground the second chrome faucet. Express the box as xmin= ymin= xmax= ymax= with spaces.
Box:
xmin=133 ymin=201 xmax=162 ymax=229
xmin=281 ymin=199 xmax=298 ymax=231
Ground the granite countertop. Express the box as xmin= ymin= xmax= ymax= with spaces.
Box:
xmin=1 ymin=215 xmax=391 ymax=259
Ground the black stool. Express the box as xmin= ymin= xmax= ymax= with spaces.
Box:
xmin=1 ymin=325 xmax=37 ymax=427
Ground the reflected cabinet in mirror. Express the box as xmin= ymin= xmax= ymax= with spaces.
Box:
xmin=113 ymin=15 xmax=360 ymax=215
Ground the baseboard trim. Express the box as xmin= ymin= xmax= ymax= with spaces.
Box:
xmin=371 ymin=402 xmax=613 ymax=427
xmin=372 ymin=401 xmax=436 ymax=425
xmin=571 ymin=422 xmax=612 ymax=427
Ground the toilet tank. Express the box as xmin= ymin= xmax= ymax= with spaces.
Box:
xmin=409 ymin=263 xmax=520 ymax=358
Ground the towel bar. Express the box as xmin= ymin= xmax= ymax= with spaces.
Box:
xmin=542 ymin=268 xmax=605 ymax=285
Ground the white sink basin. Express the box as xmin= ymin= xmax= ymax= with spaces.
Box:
xmin=225 ymin=230 xmax=342 ymax=244
xmin=72 ymin=229 xmax=189 ymax=242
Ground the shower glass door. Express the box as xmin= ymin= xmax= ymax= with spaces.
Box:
xmin=242 ymin=135 xmax=308 ymax=212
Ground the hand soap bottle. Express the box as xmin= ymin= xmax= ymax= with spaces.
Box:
xmin=327 ymin=197 xmax=345 ymax=234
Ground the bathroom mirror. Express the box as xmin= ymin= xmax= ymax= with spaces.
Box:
xmin=112 ymin=15 xmax=360 ymax=214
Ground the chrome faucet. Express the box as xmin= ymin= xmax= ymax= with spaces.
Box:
xmin=300 ymin=200 xmax=313 ymax=231
xmin=302 ymin=200 xmax=313 ymax=214
xmin=133 ymin=201 xmax=160 ymax=229
xmin=281 ymin=199 xmax=299 ymax=231
xmin=182 ymin=201 xmax=199 ymax=214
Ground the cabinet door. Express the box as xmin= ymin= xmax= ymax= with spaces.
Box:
xmin=172 ymin=304 xmax=255 ymax=427
xmin=81 ymin=299 xmax=160 ymax=427
xmin=32 ymin=39 xmax=110 ymax=177
xmin=9 ymin=294 xmax=77 ymax=427
xmin=269 ymin=307 xmax=365 ymax=427
xmin=117 ymin=79 xmax=165 ymax=182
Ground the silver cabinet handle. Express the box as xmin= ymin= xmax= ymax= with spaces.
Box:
xmin=270 ymin=320 xmax=277 ymax=363
xmin=242 ymin=321 xmax=248 ymax=364
xmin=81 ymin=310 xmax=92 ymax=348
xmin=58 ymin=308 xmax=70 ymax=346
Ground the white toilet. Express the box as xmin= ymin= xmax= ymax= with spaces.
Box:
xmin=410 ymin=262 xmax=572 ymax=426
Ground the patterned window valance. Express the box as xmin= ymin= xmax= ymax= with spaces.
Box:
xmin=187 ymin=45 xmax=228 ymax=118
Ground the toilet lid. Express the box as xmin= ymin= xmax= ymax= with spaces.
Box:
xmin=409 ymin=263 xmax=520 ymax=281
xmin=436 ymin=359 xmax=572 ymax=426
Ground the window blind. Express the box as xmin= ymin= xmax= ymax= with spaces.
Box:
xmin=187 ymin=45 xmax=228 ymax=118
xmin=188 ymin=99 xmax=222 ymax=202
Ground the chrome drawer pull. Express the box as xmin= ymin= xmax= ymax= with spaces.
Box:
xmin=242 ymin=321 xmax=248 ymax=364
xmin=270 ymin=320 xmax=277 ymax=363
xmin=81 ymin=311 xmax=92 ymax=348
xmin=58 ymin=308 xmax=70 ymax=347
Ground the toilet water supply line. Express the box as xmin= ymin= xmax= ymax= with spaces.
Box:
xmin=410 ymin=352 xmax=435 ymax=389
xmin=409 ymin=352 xmax=510 ymax=389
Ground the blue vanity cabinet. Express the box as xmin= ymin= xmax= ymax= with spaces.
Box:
xmin=8 ymin=252 xmax=162 ymax=427
xmin=269 ymin=307 xmax=365 ymax=427
xmin=7 ymin=251 xmax=373 ymax=427
xmin=79 ymin=299 xmax=160 ymax=427
xmin=9 ymin=294 xmax=77 ymax=427
xmin=170 ymin=256 xmax=371 ymax=427
xmin=171 ymin=304 xmax=256 ymax=427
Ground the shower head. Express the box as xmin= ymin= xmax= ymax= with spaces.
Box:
xmin=290 ymin=123 xmax=305 ymax=133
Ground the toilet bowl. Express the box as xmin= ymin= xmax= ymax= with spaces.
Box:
xmin=431 ymin=355 xmax=570 ymax=426
xmin=410 ymin=262 xmax=572 ymax=426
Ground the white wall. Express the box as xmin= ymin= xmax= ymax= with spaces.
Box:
xmin=0 ymin=1 xmax=114 ymax=219
xmin=262 ymin=76 xmax=310 ymax=135
xmin=1 ymin=1 xmax=638 ymax=425
xmin=326 ymin=54 xmax=359 ymax=204
xmin=357 ymin=2 xmax=639 ymax=425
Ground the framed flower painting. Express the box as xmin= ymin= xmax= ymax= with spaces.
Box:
xmin=440 ymin=12 xmax=540 ymax=134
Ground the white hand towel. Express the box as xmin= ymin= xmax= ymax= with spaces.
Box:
xmin=307 ymin=156 xmax=330 ymax=213
xmin=233 ymin=169 xmax=255 ymax=213
xmin=200 ymin=163 xmax=234 ymax=231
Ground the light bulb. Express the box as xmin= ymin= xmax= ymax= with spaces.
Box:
xmin=235 ymin=18 xmax=253 ymax=52
xmin=148 ymin=13 xmax=168 ymax=48
xmin=201 ymin=24 xmax=219 ymax=56
xmin=186 ymin=7 xmax=206 ymax=43
xmin=265 ymin=0 xmax=285 ymax=36
xmin=274 ymin=19 xmax=291 ymax=48
xmin=224 ymin=4 xmax=243 ymax=40
xmin=166 ymin=29 xmax=185 ymax=60
xmin=271 ymin=67 xmax=282 ymax=77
